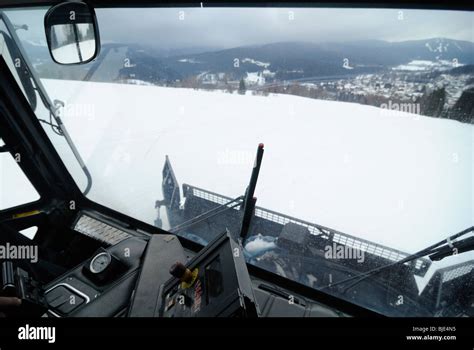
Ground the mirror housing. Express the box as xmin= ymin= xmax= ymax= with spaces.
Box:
xmin=44 ymin=2 xmax=100 ymax=65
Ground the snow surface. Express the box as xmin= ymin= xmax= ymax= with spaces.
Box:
xmin=0 ymin=154 xmax=40 ymax=210
xmin=52 ymin=39 xmax=96 ymax=64
xmin=244 ymin=72 xmax=266 ymax=86
xmin=242 ymin=58 xmax=271 ymax=68
xmin=177 ymin=58 xmax=201 ymax=64
xmin=262 ymin=69 xmax=276 ymax=78
xmin=392 ymin=59 xmax=461 ymax=72
xmin=425 ymin=41 xmax=450 ymax=53
xmin=2 ymin=80 xmax=473 ymax=260
xmin=244 ymin=234 xmax=277 ymax=257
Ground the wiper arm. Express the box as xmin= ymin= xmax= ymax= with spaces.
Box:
xmin=429 ymin=236 xmax=474 ymax=261
xmin=321 ymin=225 xmax=474 ymax=293
xmin=239 ymin=143 xmax=264 ymax=240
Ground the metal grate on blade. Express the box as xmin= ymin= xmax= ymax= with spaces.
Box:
xmin=442 ymin=261 xmax=474 ymax=283
xmin=187 ymin=184 xmax=431 ymax=275
xmin=73 ymin=214 xmax=131 ymax=246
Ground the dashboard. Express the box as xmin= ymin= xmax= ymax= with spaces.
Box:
xmin=4 ymin=209 xmax=470 ymax=318
xmin=36 ymin=211 xmax=346 ymax=317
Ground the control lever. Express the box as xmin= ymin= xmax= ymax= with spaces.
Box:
xmin=0 ymin=261 xmax=47 ymax=316
xmin=169 ymin=262 xmax=198 ymax=288
xmin=1 ymin=261 xmax=16 ymax=296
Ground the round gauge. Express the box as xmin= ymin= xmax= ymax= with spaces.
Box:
xmin=89 ymin=252 xmax=112 ymax=274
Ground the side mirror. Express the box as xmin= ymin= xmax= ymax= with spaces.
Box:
xmin=44 ymin=2 xmax=100 ymax=65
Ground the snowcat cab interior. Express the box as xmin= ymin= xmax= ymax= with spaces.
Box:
xmin=0 ymin=1 xmax=473 ymax=319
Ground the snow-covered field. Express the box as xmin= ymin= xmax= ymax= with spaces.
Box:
xmin=1 ymin=80 xmax=472 ymax=259
xmin=392 ymin=59 xmax=460 ymax=71
xmin=51 ymin=39 xmax=96 ymax=64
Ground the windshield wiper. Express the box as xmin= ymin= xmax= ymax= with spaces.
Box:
xmin=321 ymin=225 xmax=474 ymax=293
xmin=429 ymin=235 xmax=474 ymax=261
xmin=170 ymin=144 xmax=265 ymax=238
xmin=0 ymin=11 xmax=93 ymax=195
xmin=239 ymin=143 xmax=264 ymax=240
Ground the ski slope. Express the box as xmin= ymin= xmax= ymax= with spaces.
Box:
xmin=2 ymin=79 xmax=473 ymax=258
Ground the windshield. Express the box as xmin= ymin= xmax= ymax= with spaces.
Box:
xmin=1 ymin=5 xmax=473 ymax=317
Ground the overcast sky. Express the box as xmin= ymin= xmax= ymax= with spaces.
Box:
xmin=7 ymin=7 xmax=474 ymax=49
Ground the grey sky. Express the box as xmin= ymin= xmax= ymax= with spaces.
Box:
xmin=6 ymin=7 xmax=474 ymax=49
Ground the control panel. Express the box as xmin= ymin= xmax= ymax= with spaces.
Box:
xmin=158 ymin=231 xmax=260 ymax=317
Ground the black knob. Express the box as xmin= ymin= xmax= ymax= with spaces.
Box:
xmin=169 ymin=262 xmax=187 ymax=279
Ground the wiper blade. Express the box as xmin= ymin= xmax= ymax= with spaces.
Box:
xmin=170 ymin=144 xmax=264 ymax=239
xmin=239 ymin=143 xmax=264 ymax=240
xmin=429 ymin=236 xmax=474 ymax=261
xmin=321 ymin=225 xmax=474 ymax=293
